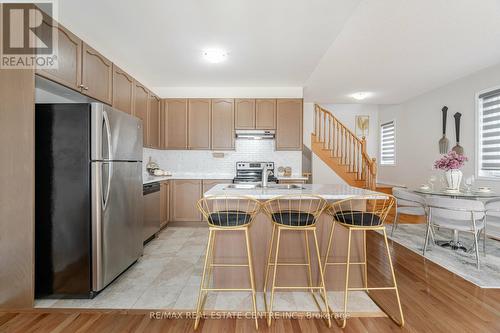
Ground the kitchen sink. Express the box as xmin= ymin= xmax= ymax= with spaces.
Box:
xmin=267 ymin=184 xmax=305 ymax=190
xmin=224 ymin=184 xmax=305 ymax=190
xmin=224 ymin=184 xmax=262 ymax=189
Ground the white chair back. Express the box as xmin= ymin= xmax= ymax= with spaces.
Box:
xmin=486 ymin=198 xmax=500 ymax=220
xmin=393 ymin=187 xmax=425 ymax=207
xmin=426 ymin=197 xmax=485 ymax=221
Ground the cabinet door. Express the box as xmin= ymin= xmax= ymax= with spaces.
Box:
xmin=256 ymin=99 xmax=276 ymax=129
xmin=36 ymin=22 xmax=82 ymax=91
xmin=160 ymin=182 xmax=169 ymax=228
xmin=276 ymin=99 xmax=303 ymax=150
xmin=164 ymin=99 xmax=188 ymax=149
xmin=81 ymin=43 xmax=113 ymax=104
xmin=112 ymin=65 xmax=134 ymax=114
xmin=188 ymin=99 xmax=211 ymax=150
xmin=170 ymin=180 xmax=202 ymax=222
xmin=211 ymin=99 xmax=234 ymax=150
xmin=133 ymin=81 xmax=149 ymax=147
xmin=148 ymin=94 xmax=161 ymax=149
xmin=235 ymin=99 xmax=256 ymax=129
xmin=202 ymin=179 xmax=232 ymax=193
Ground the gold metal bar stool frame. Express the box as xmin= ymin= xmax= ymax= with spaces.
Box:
xmin=262 ymin=195 xmax=332 ymax=328
xmin=323 ymin=194 xmax=404 ymax=328
xmin=194 ymin=195 xmax=261 ymax=330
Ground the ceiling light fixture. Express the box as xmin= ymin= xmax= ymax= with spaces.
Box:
xmin=202 ymin=48 xmax=228 ymax=63
xmin=350 ymin=92 xmax=372 ymax=100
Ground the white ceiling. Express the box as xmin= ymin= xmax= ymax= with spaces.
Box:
xmin=58 ymin=0 xmax=360 ymax=89
xmin=304 ymin=0 xmax=500 ymax=104
xmin=58 ymin=0 xmax=500 ymax=104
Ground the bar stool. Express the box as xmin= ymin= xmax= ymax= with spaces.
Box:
xmin=194 ymin=195 xmax=261 ymax=330
xmin=262 ymin=195 xmax=331 ymax=328
xmin=324 ymin=194 xmax=404 ymax=328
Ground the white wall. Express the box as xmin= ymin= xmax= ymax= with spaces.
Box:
xmin=312 ymin=154 xmax=346 ymax=184
xmin=320 ymin=104 xmax=379 ymax=158
xmin=378 ymin=62 xmax=500 ymax=191
xmin=143 ymin=140 xmax=302 ymax=178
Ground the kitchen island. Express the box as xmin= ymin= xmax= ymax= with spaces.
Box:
xmin=203 ymin=183 xmax=386 ymax=291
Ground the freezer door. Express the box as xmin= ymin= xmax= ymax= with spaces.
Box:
xmin=91 ymin=103 xmax=143 ymax=161
xmin=91 ymin=161 xmax=143 ymax=292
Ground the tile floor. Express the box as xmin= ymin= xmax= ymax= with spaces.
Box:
xmin=35 ymin=227 xmax=383 ymax=316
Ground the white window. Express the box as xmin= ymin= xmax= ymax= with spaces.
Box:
xmin=477 ymin=87 xmax=500 ymax=179
xmin=380 ymin=120 xmax=395 ymax=165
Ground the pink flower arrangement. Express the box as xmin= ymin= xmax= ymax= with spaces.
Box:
xmin=433 ymin=151 xmax=468 ymax=171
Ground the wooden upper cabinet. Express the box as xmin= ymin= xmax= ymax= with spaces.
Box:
xmin=148 ymin=93 xmax=161 ymax=149
xmin=133 ymin=81 xmax=149 ymax=147
xmin=276 ymin=99 xmax=303 ymax=150
xmin=36 ymin=22 xmax=82 ymax=91
xmin=163 ymin=99 xmax=188 ymax=149
xmin=81 ymin=42 xmax=113 ymax=105
xmin=256 ymin=99 xmax=276 ymax=129
xmin=112 ymin=65 xmax=134 ymax=114
xmin=211 ymin=99 xmax=235 ymax=150
xmin=188 ymin=99 xmax=211 ymax=150
xmin=170 ymin=179 xmax=202 ymax=222
xmin=235 ymin=99 xmax=256 ymax=129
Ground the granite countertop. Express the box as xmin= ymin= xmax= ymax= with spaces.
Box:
xmin=143 ymin=173 xmax=234 ymax=184
xmin=203 ymin=183 xmax=385 ymax=200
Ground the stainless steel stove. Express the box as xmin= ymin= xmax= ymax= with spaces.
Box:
xmin=233 ymin=162 xmax=277 ymax=184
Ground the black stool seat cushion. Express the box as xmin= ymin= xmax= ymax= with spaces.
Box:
xmin=333 ymin=210 xmax=382 ymax=226
xmin=208 ymin=210 xmax=252 ymax=226
xmin=271 ymin=210 xmax=316 ymax=226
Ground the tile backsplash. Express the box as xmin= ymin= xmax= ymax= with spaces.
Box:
xmin=143 ymin=140 xmax=302 ymax=177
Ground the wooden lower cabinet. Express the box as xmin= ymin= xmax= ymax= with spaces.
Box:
xmin=160 ymin=181 xmax=169 ymax=228
xmin=170 ymin=179 xmax=202 ymax=222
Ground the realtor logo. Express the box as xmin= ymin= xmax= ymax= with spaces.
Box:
xmin=1 ymin=1 xmax=58 ymax=69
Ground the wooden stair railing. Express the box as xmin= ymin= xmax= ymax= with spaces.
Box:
xmin=311 ymin=104 xmax=377 ymax=190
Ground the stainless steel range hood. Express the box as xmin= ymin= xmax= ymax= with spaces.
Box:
xmin=235 ymin=129 xmax=275 ymax=140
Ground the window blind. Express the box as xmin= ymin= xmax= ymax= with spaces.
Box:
xmin=479 ymin=89 xmax=500 ymax=172
xmin=380 ymin=121 xmax=395 ymax=165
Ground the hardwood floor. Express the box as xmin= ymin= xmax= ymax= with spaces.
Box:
xmin=2 ymin=231 xmax=500 ymax=332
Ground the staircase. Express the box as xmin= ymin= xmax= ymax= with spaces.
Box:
xmin=311 ymin=104 xmax=377 ymax=190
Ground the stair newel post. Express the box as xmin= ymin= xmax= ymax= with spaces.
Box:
xmin=361 ymin=137 xmax=367 ymax=184
xmin=371 ymin=158 xmax=377 ymax=190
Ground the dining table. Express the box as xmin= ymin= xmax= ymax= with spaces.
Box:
xmin=413 ymin=187 xmax=500 ymax=251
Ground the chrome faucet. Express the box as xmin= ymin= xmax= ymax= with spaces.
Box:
xmin=262 ymin=164 xmax=272 ymax=188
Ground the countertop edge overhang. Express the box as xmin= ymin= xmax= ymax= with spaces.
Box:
xmin=203 ymin=183 xmax=387 ymax=200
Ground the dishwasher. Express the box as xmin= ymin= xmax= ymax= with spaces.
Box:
xmin=143 ymin=182 xmax=161 ymax=244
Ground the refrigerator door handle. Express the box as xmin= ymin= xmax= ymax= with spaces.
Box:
xmin=102 ymin=110 xmax=113 ymax=161
xmin=102 ymin=162 xmax=113 ymax=210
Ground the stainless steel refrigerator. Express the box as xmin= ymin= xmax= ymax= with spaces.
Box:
xmin=35 ymin=103 xmax=143 ymax=298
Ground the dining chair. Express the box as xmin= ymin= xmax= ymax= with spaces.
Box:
xmin=391 ymin=187 xmax=427 ymax=235
xmin=424 ymin=197 xmax=486 ymax=269
xmin=485 ymin=198 xmax=500 ymax=250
